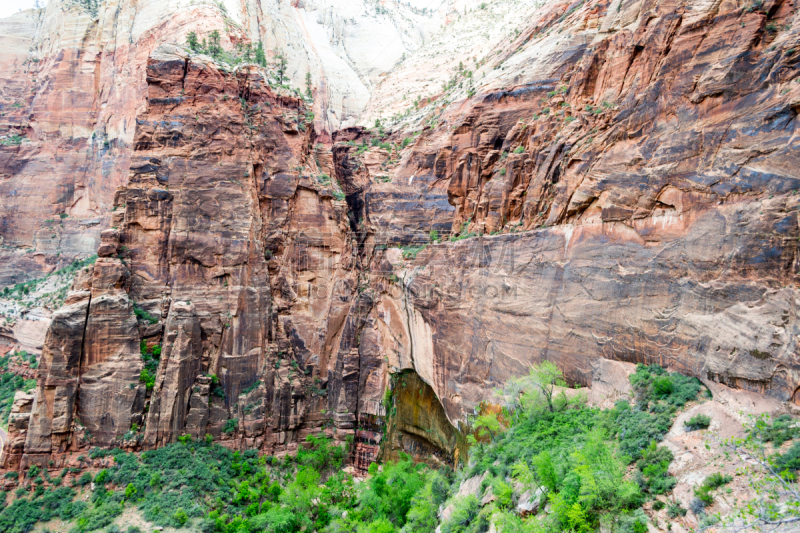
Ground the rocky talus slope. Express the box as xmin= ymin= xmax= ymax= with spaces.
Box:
xmin=1 ymin=0 xmax=799 ymax=475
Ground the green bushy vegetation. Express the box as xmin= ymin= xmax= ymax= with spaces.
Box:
xmin=773 ymin=441 xmax=800 ymax=479
xmin=400 ymin=245 xmax=426 ymax=260
xmin=0 ymin=486 xmax=88 ymax=532
xmin=694 ymin=472 xmax=732 ymax=506
xmin=0 ymin=434 xmax=444 ymax=533
xmin=133 ymin=305 xmax=158 ymax=325
xmin=1 ymin=255 xmax=96 ymax=303
xmin=749 ymin=413 xmax=800 ymax=445
xmin=684 ymin=413 xmax=711 ymax=431
xmin=0 ymin=134 xmax=25 ymax=146
xmin=0 ymin=356 xmax=37 ymax=427
xmin=0 ymin=363 xmax=706 ymax=533
xmin=458 ymin=363 xmax=704 ymax=532
xmin=184 ymin=30 xmax=304 ymax=98
xmin=723 ymin=411 xmax=800 ymax=529
xmin=138 ymin=342 xmax=161 ymax=392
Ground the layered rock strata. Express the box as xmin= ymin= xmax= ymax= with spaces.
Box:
xmin=339 ymin=0 xmax=800 ymax=424
xmin=4 ymin=0 xmax=800 ymax=470
xmin=4 ymin=45 xmax=369 ymax=467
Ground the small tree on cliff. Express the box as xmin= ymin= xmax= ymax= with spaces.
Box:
xmin=255 ymin=42 xmax=267 ymax=67
xmin=208 ymin=30 xmax=222 ymax=58
xmin=305 ymin=72 xmax=313 ymax=100
xmin=274 ymin=50 xmax=288 ymax=85
xmin=472 ymin=410 xmax=503 ymax=442
xmin=186 ymin=31 xmax=199 ymax=52
xmin=500 ymin=361 xmax=574 ymax=417
xmin=241 ymin=43 xmax=253 ymax=62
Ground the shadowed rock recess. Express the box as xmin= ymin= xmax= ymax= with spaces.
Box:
xmin=1 ymin=0 xmax=800 ymax=471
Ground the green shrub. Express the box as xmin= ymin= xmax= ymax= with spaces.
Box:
xmin=684 ymin=414 xmax=711 ymax=431
xmin=750 ymin=414 xmax=799 ymax=445
xmin=139 ymin=369 xmax=155 ymax=391
xmin=132 ymin=305 xmax=158 ymax=324
xmin=694 ymin=472 xmax=733 ymax=505
xmin=773 ymin=441 xmax=800 ymax=478
xmin=173 ymin=507 xmax=188 ymax=526
xmin=603 ymin=402 xmax=672 ymax=461
xmin=223 ymin=419 xmax=238 ymax=434
xmin=636 ymin=443 xmax=676 ymax=495
xmin=400 ymin=245 xmax=426 ymax=260
xmin=241 ymin=380 xmax=261 ymax=395
xmin=667 ymin=501 xmax=687 ymax=518
xmin=94 ymin=470 xmax=109 ymax=485
xmin=630 ymin=364 xmax=703 ymax=409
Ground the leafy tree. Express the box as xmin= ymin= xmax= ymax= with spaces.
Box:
xmin=508 ymin=360 xmax=567 ymax=413
xmin=440 ymin=495 xmax=480 ymax=533
xmin=472 ymin=410 xmax=503 ymax=441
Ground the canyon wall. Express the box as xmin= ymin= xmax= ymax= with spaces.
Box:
xmin=0 ymin=0 xmax=464 ymax=287
xmin=2 ymin=0 xmax=800 ymax=469
xmin=0 ymin=0 xmax=250 ymax=286
xmin=336 ymin=0 xmax=800 ymax=427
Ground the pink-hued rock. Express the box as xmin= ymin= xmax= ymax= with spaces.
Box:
xmin=3 ymin=0 xmax=800 ymax=470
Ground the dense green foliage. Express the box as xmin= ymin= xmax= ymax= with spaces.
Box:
xmin=0 ymin=487 xmax=87 ymax=533
xmin=0 ymin=435 xmax=443 ymax=533
xmin=459 ymin=364 xmax=703 ymax=532
xmin=773 ymin=442 xmax=800 ymax=479
xmin=138 ymin=343 xmax=161 ymax=392
xmin=0 ymin=364 xmax=704 ymax=533
xmin=0 ymin=356 xmax=37 ymax=427
xmin=750 ymin=414 xmax=800 ymax=446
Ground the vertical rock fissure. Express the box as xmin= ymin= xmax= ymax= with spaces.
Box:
xmin=73 ymin=291 xmax=93 ymax=442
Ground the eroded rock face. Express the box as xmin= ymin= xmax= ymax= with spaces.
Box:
xmin=0 ymin=0 xmax=253 ymax=285
xmin=355 ymin=0 xmax=800 ymax=425
xmin=6 ymin=45 xmax=364 ymax=465
xmin=0 ymin=0 xmax=474 ymax=289
xmin=4 ymin=0 xmax=800 ymax=468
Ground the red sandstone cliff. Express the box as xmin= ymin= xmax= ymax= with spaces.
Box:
xmin=1 ymin=0 xmax=800 ymax=470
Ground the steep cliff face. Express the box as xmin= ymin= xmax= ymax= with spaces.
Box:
xmin=0 ymin=0 xmax=252 ymax=286
xmin=0 ymin=0 xmax=462 ymax=288
xmin=3 ymin=0 xmax=800 ymax=470
xmin=356 ymin=0 xmax=800 ymax=425
xmin=6 ymin=45 xmax=363 ymax=467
